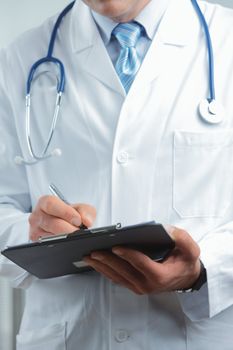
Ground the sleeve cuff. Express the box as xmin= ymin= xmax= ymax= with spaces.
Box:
xmin=177 ymin=282 xmax=209 ymax=321
xmin=0 ymin=212 xmax=37 ymax=289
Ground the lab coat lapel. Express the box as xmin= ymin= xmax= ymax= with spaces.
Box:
xmin=132 ymin=0 xmax=201 ymax=89
xmin=70 ymin=1 xmax=125 ymax=97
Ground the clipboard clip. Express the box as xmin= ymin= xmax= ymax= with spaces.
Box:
xmin=38 ymin=233 xmax=68 ymax=242
xmin=39 ymin=223 xmax=122 ymax=242
xmin=89 ymin=223 xmax=122 ymax=234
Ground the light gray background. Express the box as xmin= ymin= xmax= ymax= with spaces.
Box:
xmin=0 ymin=1 xmax=232 ymax=350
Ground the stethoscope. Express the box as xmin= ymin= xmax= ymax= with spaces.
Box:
xmin=15 ymin=0 xmax=225 ymax=166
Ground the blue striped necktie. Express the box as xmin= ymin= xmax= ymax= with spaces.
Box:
xmin=112 ymin=22 xmax=143 ymax=93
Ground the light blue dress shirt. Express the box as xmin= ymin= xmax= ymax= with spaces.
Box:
xmin=92 ymin=0 xmax=172 ymax=67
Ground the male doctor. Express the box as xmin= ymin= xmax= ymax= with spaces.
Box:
xmin=0 ymin=0 xmax=233 ymax=349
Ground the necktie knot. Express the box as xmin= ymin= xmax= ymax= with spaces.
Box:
xmin=111 ymin=21 xmax=144 ymax=93
xmin=112 ymin=22 xmax=142 ymax=48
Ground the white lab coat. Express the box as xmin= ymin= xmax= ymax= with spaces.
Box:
xmin=0 ymin=0 xmax=233 ymax=349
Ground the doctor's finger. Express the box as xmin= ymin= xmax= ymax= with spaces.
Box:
xmin=84 ymin=257 xmax=143 ymax=295
xmin=38 ymin=196 xmax=82 ymax=227
xmin=112 ymin=247 xmax=164 ymax=279
xmin=90 ymin=250 xmax=145 ymax=288
xmin=72 ymin=204 xmax=96 ymax=227
xmin=29 ymin=227 xmax=53 ymax=242
xmin=38 ymin=212 xmax=78 ymax=235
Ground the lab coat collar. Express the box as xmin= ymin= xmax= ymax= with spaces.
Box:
xmin=158 ymin=0 xmax=206 ymax=47
xmin=70 ymin=0 xmax=96 ymax=53
xmin=91 ymin=0 xmax=172 ymax=45
xmin=70 ymin=0 xmax=205 ymax=51
xmin=135 ymin=0 xmax=172 ymax=41
xmin=127 ymin=0 xmax=205 ymax=90
xmin=68 ymin=0 xmax=206 ymax=94
xmin=70 ymin=0 xmax=125 ymax=96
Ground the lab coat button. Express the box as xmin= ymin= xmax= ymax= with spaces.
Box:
xmin=114 ymin=329 xmax=129 ymax=343
xmin=117 ymin=151 xmax=129 ymax=164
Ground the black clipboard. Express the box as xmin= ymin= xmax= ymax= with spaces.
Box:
xmin=1 ymin=221 xmax=175 ymax=279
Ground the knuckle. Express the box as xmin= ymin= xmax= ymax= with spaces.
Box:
xmin=42 ymin=217 xmax=71 ymax=234
xmin=39 ymin=195 xmax=58 ymax=214
xmin=178 ymin=229 xmax=189 ymax=241
xmin=38 ymin=195 xmax=49 ymax=208
xmin=75 ymin=204 xmax=96 ymax=222
xmin=44 ymin=196 xmax=56 ymax=213
xmin=63 ymin=208 xmax=76 ymax=223
xmin=175 ymin=228 xmax=189 ymax=241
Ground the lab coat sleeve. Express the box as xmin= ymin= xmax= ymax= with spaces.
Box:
xmin=175 ymin=1 xmax=233 ymax=322
xmin=177 ymin=223 xmax=233 ymax=321
xmin=0 ymin=49 xmax=35 ymax=289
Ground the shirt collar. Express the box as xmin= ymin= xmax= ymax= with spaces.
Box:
xmin=91 ymin=0 xmax=172 ymax=44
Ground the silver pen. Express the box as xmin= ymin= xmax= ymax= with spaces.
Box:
xmin=49 ymin=183 xmax=87 ymax=229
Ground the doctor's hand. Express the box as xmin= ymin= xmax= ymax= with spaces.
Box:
xmin=29 ymin=195 xmax=96 ymax=241
xmin=84 ymin=226 xmax=201 ymax=294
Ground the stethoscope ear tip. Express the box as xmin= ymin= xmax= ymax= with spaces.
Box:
xmin=14 ymin=149 xmax=61 ymax=166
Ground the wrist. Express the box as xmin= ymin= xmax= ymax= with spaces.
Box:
xmin=176 ymin=260 xmax=207 ymax=293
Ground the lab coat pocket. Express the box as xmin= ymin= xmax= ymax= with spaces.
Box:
xmin=16 ymin=322 xmax=67 ymax=350
xmin=173 ymin=129 xmax=233 ymax=218
xmin=186 ymin=305 xmax=233 ymax=350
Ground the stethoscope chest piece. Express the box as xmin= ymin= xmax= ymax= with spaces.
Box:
xmin=15 ymin=0 xmax=225 ymax=166
xmin=199 ymin=99 xmax=225 ymax=124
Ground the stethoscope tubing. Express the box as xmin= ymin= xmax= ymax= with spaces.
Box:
xmin=191 ymin=0 xmax=215 ymax=102
xmin=27 ymin=57 xmax=65 ymax=95
xmin=16 ymin=0 xmax=222 ymax=166
xmin=16 ymin=3 xmax=75 ymax=165
xmin=47 ymin=1 xmax=75 ymax=59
